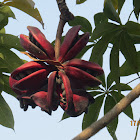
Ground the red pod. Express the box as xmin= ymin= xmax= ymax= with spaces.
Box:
xmin=64 ymin=59 xmax=104 ymax=76
xmin=59 ymin=25 xmax=81 ymax=62
xmin=20 ymin=34 xmax=49 ymax=60
xmin=31 ymin=91 xmax=52 ymax=115
xmin=27 ymin=26 xmax=55 ymax=60
xmin=60 ymin=89 xmax=94 ymax=117
xmin=47 ymin=71 xmax=59 ymax=111
xmin=58 ymin=71 xmax=73 ymax=111
xmin=64 ymin=66 xmax=102 ymax=87
xmin=60 ymin=32 xmax=89 ymax=63
xmin=10 ymin=61 xmax=52 ymax=92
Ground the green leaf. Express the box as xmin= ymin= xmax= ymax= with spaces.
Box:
xmin=75 ymin=44 xmax=93 ymax=59
xmin=0 ymin=28 xmax=5 ymax=33
xmin=104 ymin=95 xmax=118 ymax=140
xmin=0 ymin=94 xmax=14 ymax=129
xmin=111 ymin=0 xmax=118 ymax=10
xmin=82 ymin=95 xmax=104 ymax=130
xmin=88 ymin=91 xmax=104 ymax=97
xmin=76 ymin=0 xmax=87 ymax=4
xmin=120 ymin=51 xmax=140 ymax=76
xmin=0 ymin=5 xmax=15 ymax=19
xmin=94 ymin=12 xmax=108 ymax=26
xmin=104 ymin=0 xmax=121 ymax=24
xmin=0 ymin=47 xmax=24 ymax=72
xmin=4 ymin=0 xmax=44 ymax=27
xmin=111 ymin=91 xmax=133 ymax=119
xmin=91 ymin=22 xmax=119 ymax=40
xmin=90 ymin=27 xmax=120 ymax=64
xmin=133 ymin=0 xmax=140 ymax=20
xmin=118 ymin=0 xmax=125 ymax=14
xmin=110 ymin=38 xmax=120 ymax=92
xmin=97 ymin=74 xmax=106 ymax=88
xmin=68 ymin=16 xmax=92 ymax=34
xmin=110 ymin=83 xmax=132 ymax=91
xmin=0 ymin=34 xmax=25 ymax=51
xmin=107 ymin=72 xmax=114 ymax=89
xmin=2 ymin=74 xmax=16 ymax=97
xmin=130 ymin=34 xmax=140 ymax=44
xmin=0 ymin=13 xmax=8 ymax=30
xmin=0 ymin=76 xmax=4 ymax=92
xmin=125 ymin=21 xmax=140 ymax=36
xmin=61 ymin=112 xmax=70 ymax=121
xmin=120 ymin=31 xmax=138 ymax=75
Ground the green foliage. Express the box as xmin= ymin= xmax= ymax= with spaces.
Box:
xmin=3 ymin=0 xmax=44 ymax=27
xmin=0 ymin=94 xmax=14 ymax=129
xmin=82 ymin=95 xmax=104 ymax=130
xmin=76 ymin=0 xmax=87 ymax=4
xmin=68 ymin=16 xmax=92 ymax=34
xmin=133 ymin=0 xmax=140 ymax=20
xmin=104 ymin=95 xmax=118 ymax=140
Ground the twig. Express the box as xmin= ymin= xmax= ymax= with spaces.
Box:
xmin=56 ymin=0 xmax=74 ymax=21
xmin=73 ymin=84 xmax=140 ymax=140
xmin=55 ymin=0 xmax=74 ymax=60
xmin=55 ymin=19 xmax=66 ymax=60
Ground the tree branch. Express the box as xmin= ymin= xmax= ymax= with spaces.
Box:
xmin=73 ymin=83 xmax=140 ymax=140
xmin=55 ymin=0 xmax=74 ymax=60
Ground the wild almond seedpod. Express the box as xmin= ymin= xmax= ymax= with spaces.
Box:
xmin=9 ymin=26 xmax=104 ymax=117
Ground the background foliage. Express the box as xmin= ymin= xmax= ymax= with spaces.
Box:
xmin=0 ymin=0 xmax=139 ymax=139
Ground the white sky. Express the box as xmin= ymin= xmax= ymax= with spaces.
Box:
xmin=0 ymin=0 xmax=140 ymax=140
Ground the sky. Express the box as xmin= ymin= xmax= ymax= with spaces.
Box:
xmin=0 ymin=0 xmax=140 ymax=140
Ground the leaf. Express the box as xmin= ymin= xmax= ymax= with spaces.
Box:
xmin=90 ymin=27 xmax=120 ymax=64
xmin=120 ymin=51 xmax=140 ymax=76
xmin=88 ymin=91 xmax=104 ymax=97
xmin=107 ymin=72 xmax=114 ymax=89
xmin=68 ymin=16 xmax=92 ymax=34
xmin=0 ymin=47 xmax=24 ymax=72
xmin=76 ymin=0 xmax=87 ymax=4
xmin=75 ymin=44 xmax=93 ymax=59
xmin=0 ymin=5 xmax=15 ymax=19
xmin=91 ymin=22 xmax=119 ymax=40
xmin=97 ymin=73 xmax=106 ymax=88
xmin=133 ymin=0 xmax=140 ymax=20
xmin=111 ymin=91 xmax=133 ymax=119
xmin=2 ymin=74 xmax=16 ymax=97
xmin=0 ymin=13 xmax=8 ymax=30
xmin=104 ymin=0 xmax=121 ymax=24
xmin=61 ymin=112 xmax=70 ymax=121
xmin=130 ymin=34 xmax=140 ymax=44
xmin=120 ymin=31 xmax=138 ymax=75
xmin=110 ymin=83 xmax=132 ymax=91
xmin=4 ymin=0 xmax=44 ymax=27
xmin=110 ymin=38 xmax=120 ymax=92
xmin=118 ymin=0 xmax=125 ymax=14
xmin=0 ymin=28 xmax=5 ymax=33
xmin=125 ymin=21 xmax=140 ymax=36
xmin=0 ymin=94 xmax=14 ymax=129
xmin=82 ymin=95 xmax=104 ymax=130
xmin=94 ymin=12 xmax=108 ymax=26
xmin=0 ymin=76 xmax=4 ymax=92
xmin=111 ymin=0 xmax=118 ymax=10
xmin=104 ymin=95 xmax=118 ymax=139
xmin=0 ymin=34 xmax=25 ymax=51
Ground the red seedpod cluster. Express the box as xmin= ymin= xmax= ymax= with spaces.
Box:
xmin=9 ymin=26 xmax=104 ymax=117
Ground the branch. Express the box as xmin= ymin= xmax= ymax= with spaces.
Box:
xmin=55 ymin=0 xmax=74 ymax=60
xmin=73 ymin=83 xmax=140 ymax=140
